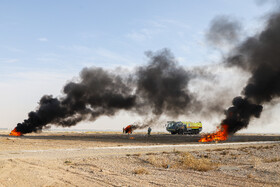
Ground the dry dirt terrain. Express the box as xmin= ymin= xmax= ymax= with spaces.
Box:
xmin=0 ymin=131 xmax=279 ymax=187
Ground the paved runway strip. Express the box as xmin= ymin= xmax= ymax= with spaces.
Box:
xmin=0 ymin=140 xmax=279 ymax=159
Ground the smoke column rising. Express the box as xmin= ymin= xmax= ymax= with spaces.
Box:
xmin=219 ymin=11 xmax=280 ymax=134
xmin=15 ymin=49 xmax=197 ymax=134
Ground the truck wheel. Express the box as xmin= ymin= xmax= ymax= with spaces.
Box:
xmin=179 ymin=129 xmax=184 ymax=135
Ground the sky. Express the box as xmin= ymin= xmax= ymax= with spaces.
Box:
xmin=0 ymin=0 xmax=278 ymax=132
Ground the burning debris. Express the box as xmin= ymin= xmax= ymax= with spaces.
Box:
xmin=123 ymin=125 xmax=138 ymax=134
xmin=199 ymin=124 xmax=228 ymax=142
xmin=9 ymin=128 xmax=23 ymax=136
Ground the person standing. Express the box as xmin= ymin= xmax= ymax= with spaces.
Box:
xmin=147 ymin=127 xmax=152 ymax=136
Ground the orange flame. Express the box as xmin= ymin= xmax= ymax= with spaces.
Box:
xmin=199 ymin=124 xmax=228 ymax=142
xmin=124 ymin=125 xmax=133 ymax=134
xmin=9 ymin=128 xmax=23 ymax=136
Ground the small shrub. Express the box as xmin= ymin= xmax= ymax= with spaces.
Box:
xmin=220 ymin=151 xmax=228 ymax=155
xmin=247 ymin=174 xmax=254 ymax=178
xmin=132 ymin=153 xmax=141 ymax=157
xmin=64 ymin=160 xmax=72 ymax=164
xmin=241 ymin=148 xmax=249 ymax=153
xmin=247 ymin=146 xmax=257 ymax=150
xmin=133 ymin=167 xmax=149 ymax=174
xmin=146 ymin=152 xmax=157 ymax=155
xmin=263 ymin=157 xmax=280 ymax=163
xmin=202 ymin=155 xmax=209 ymax=158
xmin=262 ymin=146 xmax=270 ymax=149
xmin=213 ymin=148 xmax=233 ymax=152
xmin=172 ymin=148 xmax=181 ymax=154
xmin=147 ymin=155 xmax=169 ymax=168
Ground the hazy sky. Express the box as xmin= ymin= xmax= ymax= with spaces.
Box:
xmin=0 ymin=0 xmax=277 ymax=132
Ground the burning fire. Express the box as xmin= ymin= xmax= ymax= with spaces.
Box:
xmin=199 ymin=124 xmax=228 ymax=142
xmin=9 ymin=128 xmax=23 ymax=136
xmin=123 ymin=125 xmax=136 ymax=134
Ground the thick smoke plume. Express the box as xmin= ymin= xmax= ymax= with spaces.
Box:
xmin=15 ymin=11 xmax=280 ymax=135
xmin=136 ymin=51 xmax=194 ymax=116
xmin=221 ymin=12 xmax=280 ymax=134
xmin=15 ymin=49 xmax=197 ymax=134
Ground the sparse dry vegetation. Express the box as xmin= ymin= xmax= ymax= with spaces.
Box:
xmin=146 ymin=155 xmax=169 ymax=168
xmin=208 ymin=148 xmax=234 ymax=152
xmin=143 ymin=152 xmax=217 ymax=172
xmin=57 ymin=143 xmax=280 ymax=185
xmin=133 ymin=167 xmax=149 ymax=175
xmin=145 ymin=152 xmax=157 ymax=155
xmin=172 ymin=149 xmax=181 ymax=154
xmin=132 ymin=153 xmax=141 ymax=157
xmin=239 ymin=147 xmax=250 ymax=153
xmin=64 ymin=160 xmax=72 ymax=164
xmin=247 ymin=174 xmax=254 ymax=178
xmin=263 ymin=157 xmax=280 ymax=163
xmin=220 ymin=151 xmax=229 ymax=155
xmin=177 ymin=153 xmax=217 ymax=172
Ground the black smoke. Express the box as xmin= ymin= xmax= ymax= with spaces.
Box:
xmin=15 ymin=49 xmax=197 ymax=134
xmin=222 ymin=12 xmax=280 ymax=134
xmin=136 ymin=50 xmax=194 ymax=116
xmin=206 ymin=15 xmax=242 ymax=48
xmin=222 ymin=97 xmax=263 ymax=134
xmin=16 ymin=68 xmax=136 ymax=133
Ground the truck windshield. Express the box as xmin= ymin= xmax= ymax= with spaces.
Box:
xmin=167 ymin=123 xmax=174 ymax=128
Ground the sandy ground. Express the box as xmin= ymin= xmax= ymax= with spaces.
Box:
xmin=0 ymin=131 xmax=279 ymax=186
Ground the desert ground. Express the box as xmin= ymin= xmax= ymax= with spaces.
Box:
xmin=0 ymin=130 xmax=279 ymax=187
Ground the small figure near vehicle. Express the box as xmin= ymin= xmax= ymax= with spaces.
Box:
xmin=147 ymin=127 xmax=152 ymax=136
